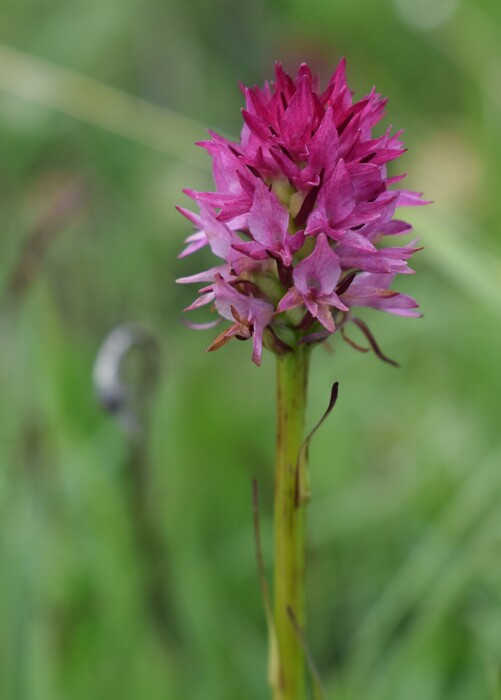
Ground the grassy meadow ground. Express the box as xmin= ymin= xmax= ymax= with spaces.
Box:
xmin=1 ymin=0 xmax=501 ymax=698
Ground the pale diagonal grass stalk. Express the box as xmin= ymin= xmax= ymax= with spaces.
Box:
xmin=0 ymin=42 xmax=207 ymax=168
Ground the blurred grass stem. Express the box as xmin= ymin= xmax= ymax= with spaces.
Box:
xmin=0 ymin=43 xmax=207 ymax=168
xmin=273 ymin=347 xmax=309 ymax=700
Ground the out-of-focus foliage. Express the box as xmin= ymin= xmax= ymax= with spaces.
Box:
xmin=1 ymin=1 xmax=500 ymax=699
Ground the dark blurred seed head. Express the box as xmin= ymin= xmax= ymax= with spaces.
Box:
xmin=93 ymin=323 xmax=160 ymax=438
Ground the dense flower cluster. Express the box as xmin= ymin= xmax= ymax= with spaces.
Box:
xmin=177 ymin=60 xmax=427 ymax=365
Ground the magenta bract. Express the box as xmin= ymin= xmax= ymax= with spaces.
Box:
xmin=177 ymin=60 xmax=427 ymax=365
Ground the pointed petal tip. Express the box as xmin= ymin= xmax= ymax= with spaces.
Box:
xmin=182 ymin=188 xmax=198 ymax=200
xmin=176 ymin=204 xmax=197 ymax=219
xmin=251 ymin=352 xmax=262 ymax=367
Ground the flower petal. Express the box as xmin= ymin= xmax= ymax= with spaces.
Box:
xmin=294 ymin=233 xmax=342 ymax=296
xmin=248 ymin=179 xmax=290 ymax=253
xmin=397 ymin=190 xmax=432 ymax=207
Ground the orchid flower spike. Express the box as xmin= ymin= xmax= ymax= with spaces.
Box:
xmin=177 ymin=60 xmax=428 ymax=365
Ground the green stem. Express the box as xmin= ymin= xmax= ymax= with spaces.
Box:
xmin=272 ymin=346 xmax=310 ymax=700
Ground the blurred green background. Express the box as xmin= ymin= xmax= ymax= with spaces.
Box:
xmin=1 ymin=0 xmax=501 ymax=698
